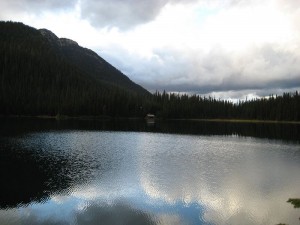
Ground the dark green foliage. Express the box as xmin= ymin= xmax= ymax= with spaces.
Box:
xmin=236 ymin=92 xmax=300 ymax=121
xmin=151 ymin=91 xmax=300 ymax=121
xmin=59 ymin=39 xmax=147 ymax=95
xmin=277 ymin=198 xmax=300 ymax=225
xmin=287 ymin=198 xmax=300 ymax=208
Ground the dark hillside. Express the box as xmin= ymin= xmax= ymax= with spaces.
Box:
xmin=39 ymin=28 xmax=147 ymax=94
xmin=0 ymin=21 xmax=151 ymax=117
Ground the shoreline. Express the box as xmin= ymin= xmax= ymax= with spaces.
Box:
xmin=1 ymin=115 xmax=300 ymax=124
xmin=168 ymin=118 xmax=300 ymax=125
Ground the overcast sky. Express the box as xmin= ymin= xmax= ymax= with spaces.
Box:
xmin=1 ymin=0 xmax=300 ymax=100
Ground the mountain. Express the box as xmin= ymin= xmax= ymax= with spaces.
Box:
xmin=38 ymin=28 xmax=147 ymax=94
xmin=0 ymin=21 xmax=151 ymax=117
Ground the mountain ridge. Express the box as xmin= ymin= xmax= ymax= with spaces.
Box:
xmin=38 ymin=28 xmax=148 ymax=95
xmin=0 ymin=21 xmax=152 ymax=117
xmin=39 ymin=29 xmax=79 ymax=47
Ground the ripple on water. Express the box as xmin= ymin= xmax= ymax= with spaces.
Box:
xmin=1 ymin=131 xmax=300 ymax=225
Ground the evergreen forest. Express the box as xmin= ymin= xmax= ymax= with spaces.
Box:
xmin=0 ymin=21 xmax=299 ymax=121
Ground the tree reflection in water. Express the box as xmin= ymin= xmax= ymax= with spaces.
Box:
xmin=0 ymin=139 xmax=96 ymax=209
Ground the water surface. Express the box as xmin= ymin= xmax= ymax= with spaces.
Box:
xmin=0 ymin=118 xmax=300 ymax=225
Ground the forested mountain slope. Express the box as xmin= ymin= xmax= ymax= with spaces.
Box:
xmin=0 ymin=21 xmax=150 ymax=117
xmin=39 ymin=28 xmax=147 ymax=94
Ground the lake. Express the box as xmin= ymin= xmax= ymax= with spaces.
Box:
xmin=0 ymin=118 xmax=300 ymax=225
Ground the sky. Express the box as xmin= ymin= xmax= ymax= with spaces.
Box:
xmin=1 ymin=0 xmax=300 ymax=100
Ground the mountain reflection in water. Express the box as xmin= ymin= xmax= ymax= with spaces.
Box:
xmin=0 ymin=118 xmax=300 ymax=225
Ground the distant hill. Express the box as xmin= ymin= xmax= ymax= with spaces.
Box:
xmin=0 ymin=21 xmax=151 ymax=117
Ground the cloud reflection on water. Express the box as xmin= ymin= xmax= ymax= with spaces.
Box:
xmin=136 ymin=134 xmax=300 ymax=225
xmin=1 ymin=131 xmax=300 ymax=225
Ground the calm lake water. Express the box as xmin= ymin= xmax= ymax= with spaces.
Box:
xmin=0 ymin=118 xmax=300 ymax=225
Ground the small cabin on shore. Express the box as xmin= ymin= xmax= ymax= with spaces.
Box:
xmin=145 ymin=114 xmax=155 ymax=123
xmin=145 ymin=114 xmax=155 ymax=119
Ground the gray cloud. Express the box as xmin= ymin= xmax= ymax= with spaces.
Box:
xmin=22 ymin=0 xmax=74 ymax=10
xmin=0 ymin=0 xmax=198 ymax=29
xmin=79 ymin=0 xmax=198 ymax=30
xmin=101 ymin=42 xmax=300 ymax=96
xmin=0 ymin=0 xmax=75 ymax=19
xmin=226 ymin=0 xmax=300 ymax=8
xmin=0 ymin=0 xmax=195 ymax=29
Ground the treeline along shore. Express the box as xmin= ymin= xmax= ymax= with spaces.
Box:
xmin=0 ymin=21 xmax=299 ymax=122
xmin=1 ymin=88 xmax=299 ymax=122
xmin=150 ymin=91 xmax=300 ymax=122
